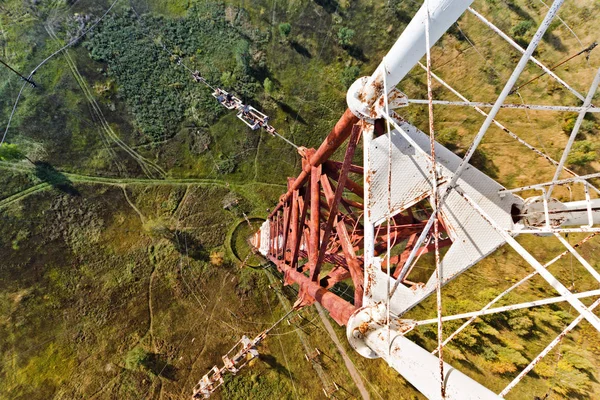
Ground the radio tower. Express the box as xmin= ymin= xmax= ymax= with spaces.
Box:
xmin=195 ymin=0 xmax=600 ymax=398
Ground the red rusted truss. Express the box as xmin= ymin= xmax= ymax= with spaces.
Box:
xmin=252 ymin=113 xmax=450 ymax=326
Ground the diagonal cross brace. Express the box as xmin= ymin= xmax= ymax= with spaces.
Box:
xmin=454 ymin=185 xmax=600 ymax=332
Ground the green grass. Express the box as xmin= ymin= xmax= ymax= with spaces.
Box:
xmin=1 ymin=0 xmax=600 ymax=399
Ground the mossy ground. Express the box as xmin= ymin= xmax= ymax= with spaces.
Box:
xmin=1 ymin=0 xmax=600 ymax=399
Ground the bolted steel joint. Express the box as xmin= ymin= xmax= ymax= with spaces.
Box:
xmin=346 ymin=304 xmax=382 ymax=359
xmin=346 ymin=303 xmax=416 ymax=359
xmin=346 ymin=76 xmax=408 ymax=122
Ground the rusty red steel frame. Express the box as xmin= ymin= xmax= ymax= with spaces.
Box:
xmin=252 ymin=113 xmax=451 ymax=326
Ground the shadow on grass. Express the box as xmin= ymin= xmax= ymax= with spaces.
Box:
xmin=275 ymin=100 xmax=308 ymax=125
xmin=346 ymin=44 xmax=368 ymax=62
xmin=290 ymin=41 xmax=312 ymax=58
xmin=314 ymin=0 xmax=339 ymax=14
xmin=506 ymin=2 xmax=565 ymax=51
xmin=260 ymin=354 xmax=294 ymax=377
xmin=33 ymin=161 xmax=80 ymax=196
xmin=172 ymin=230 xmax=209 ymax=261
xmin=143 ymin=353 xmax=178 ymax=380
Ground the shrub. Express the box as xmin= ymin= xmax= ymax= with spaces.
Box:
xmin=337 ymin=26 xmax=355 ymax=47
xmin=143 ymin=219 xmax=175 ymax=241
xmin=534 ymin=361 xmax=555 ymax=378
xmin=263 ymin=77 xmax=274 ymax=95
xmin=217 ymin=157 xmax=237 ymax=174
xmin=210 ymin=251 xmax=225 ymax=266
xmin=278 ymin=22 xmax=291 ymax=39
xmin=190 ymin=129 xmax=211 ymax=154
xmin=562 ymin=113 xmax=596 ymax=136
xmin=125 ymin=347 xmax=149 ymax=370
xmin=339 ymin=65 xmax=360 ymax=88
xmin=511 ymin=20 xmax=534 ymax=38
xmin=552 ymin=363 xmax=592 ymax=397
xmin=567 ymin=140 xmax=597 ymax=166
xmin=489 ymin=345 xmax=528 ymax=374
xmin=436 ymin=127 xmax=460 ymax=151
xmin=506 ymin=312 xmax=534 ymax=337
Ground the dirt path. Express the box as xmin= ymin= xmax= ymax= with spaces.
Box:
xmin=121 ymin=186 xmax=146 ymax=223
xmin=0 ymin=182 xmax=51 ymax=209
xmin=0 ymin=160 xmax=286 ymax=211
xmin=315 ymin=303 xmax=370 ymax=400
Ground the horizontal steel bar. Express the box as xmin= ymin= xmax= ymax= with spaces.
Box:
xmin=510 ymin=228 xmax=600 ymax=234
xmin=454 ymin=184 xmax=600 ymax=332
xmin=500 ymin=171 xmax=600 ymax=194
xmin=407 ymin=99 xmax=600 ymax=112
xmin=417 ymin=289 xmax=600 ymax=326
xmin=434 ymin=232 xmax=597 ymax=354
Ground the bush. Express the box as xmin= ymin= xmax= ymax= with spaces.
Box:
xmin=217 ymin=157 xmax=237 ymax=174
xmin=278 ymin=22 xmax=291 ymax=39
xmin=489 ymin=345 xmax=528 ymax=375
xmin=511 ymin=20 xmax=534 ymax=38
xmin=553 ymin=362 xmax=592 ymax=397
xmin=337 ymin=26 xmax=355 ymax=47
xmin=210 ymin=251 xmax=225 ymax=266
xmin=125 ymin=347 xmax=149 ymax=370
xmin=263 ymin=77 xmax=274 ymax=95
xmin=567 ymin=140 xmax=597 ymax=166
xmin=339 ymin=65 xmax=360 ymax=88
xmin=436 ymin=127 xmax=460 ymax=151
xmin=190 ymin=129 xmax=211 ymax=154
xmin=506 ymin=312 xmax=534 ymax=337
xmin=0 ymin=143 xmax=26 ymax=162
xmin=562 ymin=113 xmax=596 ymax=136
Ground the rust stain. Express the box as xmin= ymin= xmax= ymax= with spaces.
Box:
xmin=358 ymin=322 xmax=370 ymax=335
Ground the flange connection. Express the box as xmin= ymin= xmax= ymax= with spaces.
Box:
xmin=346 ymin=76 xmax=408 ymax=122
xmin=346 ymin=303 xmax=416 ymax=359
xmin=520 ymin=196 xmax=567 ymax=228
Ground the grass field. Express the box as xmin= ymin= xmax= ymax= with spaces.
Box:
xmin=1 ymin=0 xmax=600 ymax=399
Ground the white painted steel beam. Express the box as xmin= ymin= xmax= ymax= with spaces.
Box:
xmin=347 ymin=0 xmax=474 ymax=120
xmin=455 ymin=185 xmax=600 ymax=332
xmin=347 ymin=305 xmax=502 ymax=400
xmin=386 ymin=0 xmax=564 ymax=300
xmin=417 ymin=289 xmax=600 ymax=326
xmin=366 ymin=333 xmax=502 ymax=400
xmin=499 ymin=172 xmax=600 ymax=194
xmin=407 ymin=99 xmax=600 ymax=113
xmin=415 ymin=61 xmax=597 ymax=195
xmin=547 ymin=69 xmax=600 ymax=199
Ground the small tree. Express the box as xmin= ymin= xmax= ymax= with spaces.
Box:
xmin=221 ymin=71 xmax=237 ymax=88
xmin=125 ymin=347 xmax=149 ymax=370
xmin=143 ymin=218 xmax=174 ymax=241
xmin=210 ymin=251 xmax=224 ymax=266
xmin=263 ymin=77 xmax=274 ymax=95
xmin=278 ymin=23 xmax=291 ymax=40
xmin=337 ymin=26 xmax=355 ymax=47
